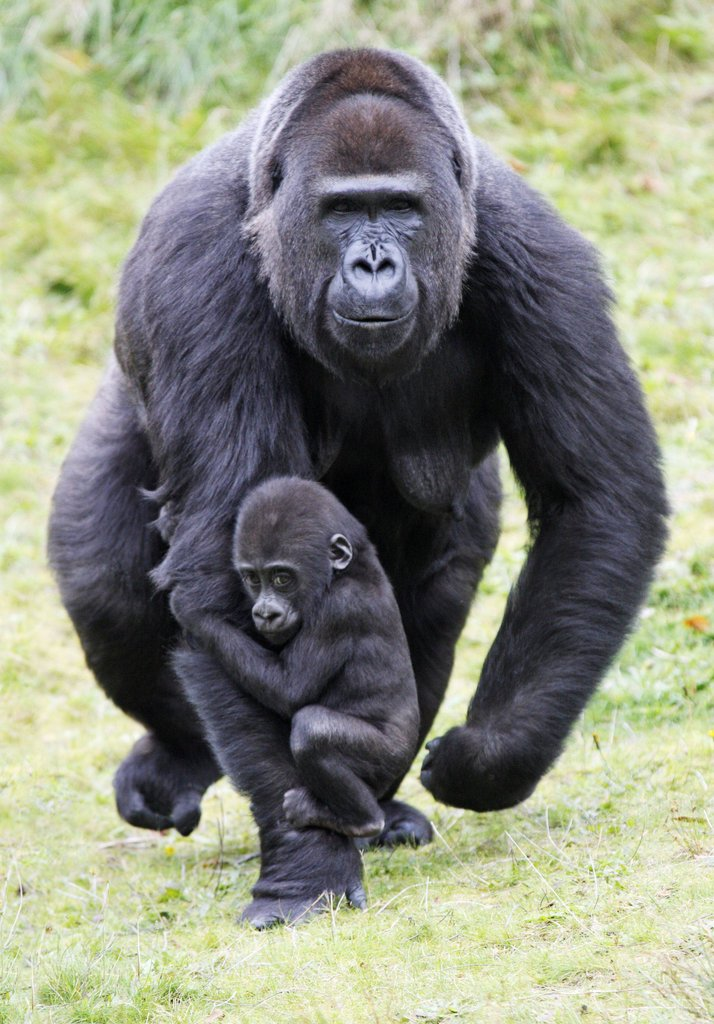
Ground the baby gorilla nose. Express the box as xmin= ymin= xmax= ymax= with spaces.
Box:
xmin=253 ymin=601 xmax=284 ymax=629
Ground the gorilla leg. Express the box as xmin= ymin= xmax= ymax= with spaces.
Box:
xmin=374 ymin=459 xmax=501 ymax=847
xmin=375 ymin=561 xmax=481 ymax=846
xmin=285 ymin=706 xmax=398 ymax=838
xmin=173 ymin=645 xmax=367 ymax=928
xmin=48 ymin=361 xmax=220 ymax=834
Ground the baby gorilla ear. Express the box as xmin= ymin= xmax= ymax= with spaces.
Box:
xmin=329 ymin=534 xmax=353 ymax=571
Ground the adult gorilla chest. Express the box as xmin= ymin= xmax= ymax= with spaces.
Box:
xmin=304 ymin=321 xmax=495 ymax=530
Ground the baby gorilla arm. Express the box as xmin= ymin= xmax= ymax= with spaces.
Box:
xmin=171 ymin=593 xmax=350 ymax=718
xmin=194 ymin=615 xmax=293 ymax=717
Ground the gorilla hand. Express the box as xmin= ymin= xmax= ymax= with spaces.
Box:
xmin=113 ymin=733 xmax=220 ymax=836
xmin=420 ymin=725 xmax=555 ymax=812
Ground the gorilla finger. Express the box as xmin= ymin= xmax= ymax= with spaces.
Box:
xmin=347 ymin=885 xmax=368 ymax=911
xmin=171 ymin=794 xmax=202 ymax=836
xmin=421 ymin=736 xmax=442 ymax=774
xmin=118 ymin=792 xmax=173 ymax=832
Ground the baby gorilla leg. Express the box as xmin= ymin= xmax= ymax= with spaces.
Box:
xmin=285 ymin=706 xmax=388 ymax=838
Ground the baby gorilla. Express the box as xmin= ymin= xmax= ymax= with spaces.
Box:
xmin=231 ymin=477 xmax=419 ymax=839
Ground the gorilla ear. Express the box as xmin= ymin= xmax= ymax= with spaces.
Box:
xmin=270 ymin=159 xmax=283 ymax=194
xmin=451 ymin=150 xmax=462 ymax=186
xmin=329 ymin=534 xmax=353 ymax=572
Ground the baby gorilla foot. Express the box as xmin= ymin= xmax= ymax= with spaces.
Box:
xmin=113 ymin=733 xmax=221 ymax=836
xmin=242 ymin=824 xmax=367 ymax=929
xmin=283 ymin=787 xmax=384 ymax=839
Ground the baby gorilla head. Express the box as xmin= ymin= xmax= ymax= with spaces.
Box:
xmin=233 ymin=477 xmax=357 ymax=646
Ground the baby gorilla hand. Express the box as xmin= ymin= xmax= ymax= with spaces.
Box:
xmin=420 ymin=724 xmax=550 ymax=812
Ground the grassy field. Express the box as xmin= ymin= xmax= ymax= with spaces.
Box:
xmin=1 ymin=2 xmax=712 ymax=1021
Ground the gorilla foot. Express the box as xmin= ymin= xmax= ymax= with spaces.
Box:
xmin=243 ymin=824 xmax=367 ymax=929
xmin=113 ymin=733 xmax=221 ymax=836
xmin=420 ymin=726 xmax=545 ymax=811
xmin=242 ymin=886 xmax=367 ymax=930
xmin=357 ymin=799 xmax=433 ymax=849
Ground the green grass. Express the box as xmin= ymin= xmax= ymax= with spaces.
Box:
xmin=1 ymin=2 xmax=712 ymax=1021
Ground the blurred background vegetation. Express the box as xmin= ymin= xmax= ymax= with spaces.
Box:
xmin=0 ymin=2 xmax=712 ymax=1023
xmin=2 ymin=0 xmax=713 ymax=115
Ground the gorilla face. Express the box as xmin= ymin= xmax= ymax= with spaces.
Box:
xmin=320 ymin=172 xmax=421 ymax=373
xmin=248 ymin=91 xmax=474 ymax=384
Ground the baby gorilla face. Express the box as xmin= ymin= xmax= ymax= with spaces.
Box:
xmin=238 ymin=563 xmax=303 ymax=646
xmin=234 ymin=477 xmax=357 ymax=648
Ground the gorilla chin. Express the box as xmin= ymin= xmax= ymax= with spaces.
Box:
xmin=327 ymin=307 xmax=420 ymax=384
xmin=260 ymin=621 xmax=300 ymax=647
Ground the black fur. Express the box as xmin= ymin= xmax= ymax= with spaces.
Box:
xmin=48 ymin=49 xmax=667 ymax=924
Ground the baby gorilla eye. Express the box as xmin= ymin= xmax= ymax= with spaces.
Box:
xmin=272 ymin=571 xmax=294 ymax=589
xmin=242 ymin=570 xmax=261 ymax=589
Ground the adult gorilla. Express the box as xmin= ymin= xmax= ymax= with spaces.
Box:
xmin=49 ymin=49 xmax=667 ymax=925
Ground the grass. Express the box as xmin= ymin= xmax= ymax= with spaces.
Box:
xmin=1 ymin=2 xmax=712 ymax=1021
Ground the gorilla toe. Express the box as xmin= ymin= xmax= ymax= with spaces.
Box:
xmin=245 ymin=823 xmax=366 ymax=927
xmin=242 ymin=882 xmax=368 ymax=929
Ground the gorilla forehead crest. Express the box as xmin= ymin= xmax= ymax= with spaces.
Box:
xmin=248 ymin=49 xmax=477 ymax=207
xmin=312 ymin=93 xmax=433 ymax=176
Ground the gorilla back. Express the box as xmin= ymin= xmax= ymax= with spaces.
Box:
xmin=49 ymin=49 xmax=667 ymax=924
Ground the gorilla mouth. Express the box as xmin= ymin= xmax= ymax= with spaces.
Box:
xmin=332 ymin=308 xmax=415 ymax=328
xmin=259 ymin=623 xmax=300 ymax=646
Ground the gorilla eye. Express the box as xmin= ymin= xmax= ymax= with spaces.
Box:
xmin=388 ymin=197 xmax=414 ymax=212
xmin=272 ymin=571 xmax=295 ymax=589
xmin=329 ymin=198 xmax=355 ymax=214
xmin=242 ymin=570 xmax=261 ymax=589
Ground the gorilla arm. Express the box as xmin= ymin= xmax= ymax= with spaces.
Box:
xmin=112 ymin=140 xmax=374 ymax=924
xmin=421 ymin=152 xmax=668 ymax=811
xmin=114 ymin=130 xmax=313 ymax=626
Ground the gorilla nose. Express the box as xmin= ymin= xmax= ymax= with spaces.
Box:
xmin=343 ymin=240 xmax=406 ymax=305
xmin=351 ymin=249 xmax=396 ymax=281
xmin=253 ymin=604 xmax=282 ymax=627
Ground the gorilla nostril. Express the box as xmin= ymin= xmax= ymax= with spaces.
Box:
xmin=255 ymin=606 xmax=280 ymax=623
xmin=350 ymin=256 xmax=397 ymax=282
xmin=352 ymin=259 xmax=373 ymax=280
